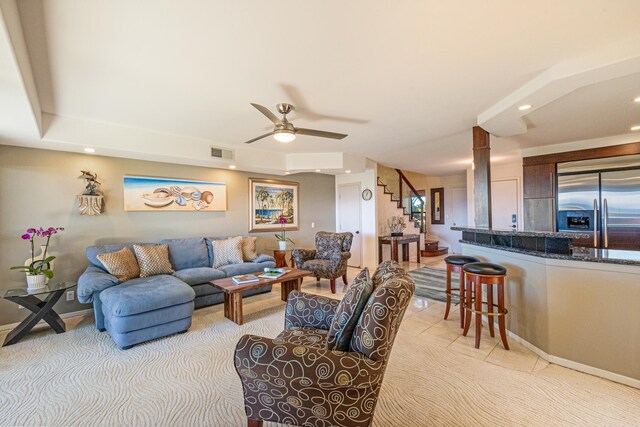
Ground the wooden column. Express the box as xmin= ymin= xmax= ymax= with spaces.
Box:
xmin=473 ymin=126 xmax=492 ymax=228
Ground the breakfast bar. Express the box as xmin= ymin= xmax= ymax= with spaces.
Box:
xmin=451 ymin=226 xmax=640 ymax=387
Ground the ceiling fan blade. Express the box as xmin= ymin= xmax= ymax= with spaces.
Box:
xmin=296 ymin=128 xmax=348 ymax=140
xmin=243 ymin=132 xmax=273 ymax=144
xmin=250 ymin=103 xmax=282 ymax=125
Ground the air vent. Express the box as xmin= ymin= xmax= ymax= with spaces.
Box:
xmin=210 ymin=146 xmax=235 ymax=161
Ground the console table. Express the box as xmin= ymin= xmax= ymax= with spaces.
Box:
xmin=378 ymin=234 xmax=421 ymax=263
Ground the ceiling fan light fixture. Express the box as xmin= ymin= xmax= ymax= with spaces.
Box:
xmin=273 ymin=129 xmax=296 ymax=143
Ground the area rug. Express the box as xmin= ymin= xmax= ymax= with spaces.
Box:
xmin=1 ymin=292 xmax=638 ymax=426
xmin=409 ymin=266 xmax=458 ymax=303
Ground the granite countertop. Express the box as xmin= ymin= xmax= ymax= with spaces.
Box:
xmin=460 ymin=240 xmax=640 ymax=266
xmin=451 ymin=226 xmax=590 ymax=240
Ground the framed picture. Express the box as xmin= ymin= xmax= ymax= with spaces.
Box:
xmin=123 ymin=176 xmax=227 ymax=211
xmin=249 ymin=178 xmax=299 ymax=232
xmin=430 ymin=187 xmax=444 ymax=224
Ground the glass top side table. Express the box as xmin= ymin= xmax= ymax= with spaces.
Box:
xmin=2 ymin=281 xmax=77 ymax=347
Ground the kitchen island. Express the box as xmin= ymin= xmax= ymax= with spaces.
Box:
xmin=451 ymin=226 xmax=640 ymax=387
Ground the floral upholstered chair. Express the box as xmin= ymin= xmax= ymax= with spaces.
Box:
xmin=234 ymin=261 xmax=415 ymax=427
xmin=291 ymin=231 xmax=353 ymax=293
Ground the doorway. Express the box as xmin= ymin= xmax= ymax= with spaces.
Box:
xmin=338 ymin=183 xmax=362 ymax=268
xmin=491 ymin=179 xmax=519 ymax=230
xmin=451 ymin=187 xmax=467 ymax=228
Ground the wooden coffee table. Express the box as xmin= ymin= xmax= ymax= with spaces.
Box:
xmin=209 ymin=269 xmax=312 ymax=325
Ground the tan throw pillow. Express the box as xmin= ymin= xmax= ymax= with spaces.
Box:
xmin=240 ymin=236 xmax=258 ymax=261
xmin=133 ymin=244 xmax=174 ymax=278
xmin=96 ymin=247 xmax=140 ymax=282
xmin=213 ymin=236 xmax=243 ymax=268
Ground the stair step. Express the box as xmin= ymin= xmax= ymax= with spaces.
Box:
xmin=421 ymin=247 xmax=449 ymax=257
xmin=424 ymin=240 xmax=439 ymax=251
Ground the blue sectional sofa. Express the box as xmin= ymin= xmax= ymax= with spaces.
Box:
xmin=77 ymin=237 xmax=276 ymax=348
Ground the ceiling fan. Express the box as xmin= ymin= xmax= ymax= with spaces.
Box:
xmin=243 ymin=103 xmax=348 ymax=144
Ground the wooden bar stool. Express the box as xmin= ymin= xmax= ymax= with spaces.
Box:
xmin=444 ymin=255 xmax=480 ymax=328
xmin=462 ymin=262 xmax=509 ymax=350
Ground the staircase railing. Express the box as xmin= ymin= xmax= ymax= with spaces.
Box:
xmin=395 ymin=169 xmax=426 ymax=234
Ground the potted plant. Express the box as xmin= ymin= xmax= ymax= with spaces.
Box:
xmin=10 ymin=227 xmax=64 ymax=291
xmin=78 ymin=170 xmax=103 ymax=215
xmin=275 ymin=215 xmax=294 ymax=250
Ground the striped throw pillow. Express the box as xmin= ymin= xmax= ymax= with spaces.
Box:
xmin=96 ymin=247 xmax=140 ymax=282
xmin=213 ymin=237 xmax=243 ymax=268
xmin=133 ymin=244 xmax=174 ymax=278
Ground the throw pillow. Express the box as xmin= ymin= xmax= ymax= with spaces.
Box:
xmin=240 ymin=236 xmax=258 ymax=261
xmin=212 ymin=236 xmax=243 ymax=268
xmin=96 ymin=247 xmax=140 ymax=282
xmin=326 ymin=267 xmax=374 ymax=351
xmin=133 ymin=244 xmax=175 ymax=278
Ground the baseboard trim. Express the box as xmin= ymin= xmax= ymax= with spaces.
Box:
xmin=506 ymin=330 xmax=640 ymax=390
xmin=0 ymin=308 xmax=94 ymax=332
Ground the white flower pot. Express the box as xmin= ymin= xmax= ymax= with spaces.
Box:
xmin=278 ymin=241 xmax=287 ymax=251
xmin=25 ymin=245 xmax=55 ymax=285
xmin=26 ymin=274 xmax=47 ymax=291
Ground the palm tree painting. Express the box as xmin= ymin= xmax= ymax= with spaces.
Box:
xmin=249 ymin=179 xmax=299 ymax=232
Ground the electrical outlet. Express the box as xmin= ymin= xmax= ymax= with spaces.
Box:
xmin=66 ymin=290 xmax=74 ymax=302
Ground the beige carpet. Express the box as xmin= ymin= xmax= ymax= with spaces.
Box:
xmin=1 ymin=292 xmax=639 ymax=426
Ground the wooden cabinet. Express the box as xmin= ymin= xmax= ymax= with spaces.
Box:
xmin=523 ymin=164 xmax=556 ymax=199
xmin=524 ymin=198 xmax=555 ymax=232
xmin=523 ymin=163 xmax=556 ymax=232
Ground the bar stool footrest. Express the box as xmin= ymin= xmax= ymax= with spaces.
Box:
xmin=464 ymin=304 xmax=508 ymax=317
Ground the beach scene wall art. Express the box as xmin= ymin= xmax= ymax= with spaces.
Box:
xmin=249 ymin=178 xmax=299 ymax=232
xmin=123 ymin=176 xmax=227 ymax=211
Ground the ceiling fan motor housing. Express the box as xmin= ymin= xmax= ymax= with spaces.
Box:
xmin=276 ymin=103 xmax=294 ymax=115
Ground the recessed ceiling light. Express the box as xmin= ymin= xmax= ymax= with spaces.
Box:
xmin=315 ymin=169 xmax=321 ymax=173
xmin=518 ymin=104 xmax=532 ymax=111
xmin=285 ymin=171 xmax=290 ymax=175
xmin=345 ymin=170 xmax=351 ymax=173
xmin=229 ymin=165 xmax=236 ymax=169
xmin=634 ymin=96 xmax=640 ymax=103
xmin=631 ymin=125 xmax=640 ymax=131
xmin=84 ymin=148 xmax=95 ymax=153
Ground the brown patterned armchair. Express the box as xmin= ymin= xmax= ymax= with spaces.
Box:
xmin=234 ymin=261 xmax=415 ymax=427
xmin=291 ymin=231 xmax=353 ymax=293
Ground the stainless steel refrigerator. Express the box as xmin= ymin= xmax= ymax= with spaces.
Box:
xmin=556 ymin=155 xmax=640 ymax=250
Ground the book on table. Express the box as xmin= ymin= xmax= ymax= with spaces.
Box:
xmin=258 ymin=267 xmax=292 ymax=280
xmin=232 ymin=274 xmax=259 ymax=284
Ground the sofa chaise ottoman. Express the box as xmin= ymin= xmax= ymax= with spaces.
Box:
xmin=101 ymin=275 xmax=195 ymax=349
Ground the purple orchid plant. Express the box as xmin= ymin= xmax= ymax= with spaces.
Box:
xmin=10 ymin=227 xmax=64 ymax=278
xmin=274 ymin=215 xmax=294 ymax=244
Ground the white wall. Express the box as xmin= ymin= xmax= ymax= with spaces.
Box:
xmin=335 ymin=166 xmax=378 ymax=271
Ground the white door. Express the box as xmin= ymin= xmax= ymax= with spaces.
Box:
xmin=338 ymin=183 xmax=362 ymax=267
xmin=451 ymin=187 xmax=467 ymax=228
xmin=491 ymin=179 xmax=519 ymax=230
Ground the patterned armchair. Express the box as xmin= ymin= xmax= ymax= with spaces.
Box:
xmin=234 ymin=261 xmax=415 ymax=427
xmin=292 ymin=231 xmax=353 ymax=293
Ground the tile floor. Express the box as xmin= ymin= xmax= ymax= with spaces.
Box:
xmin=258 ymin=255 xmax=544 ymax=374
